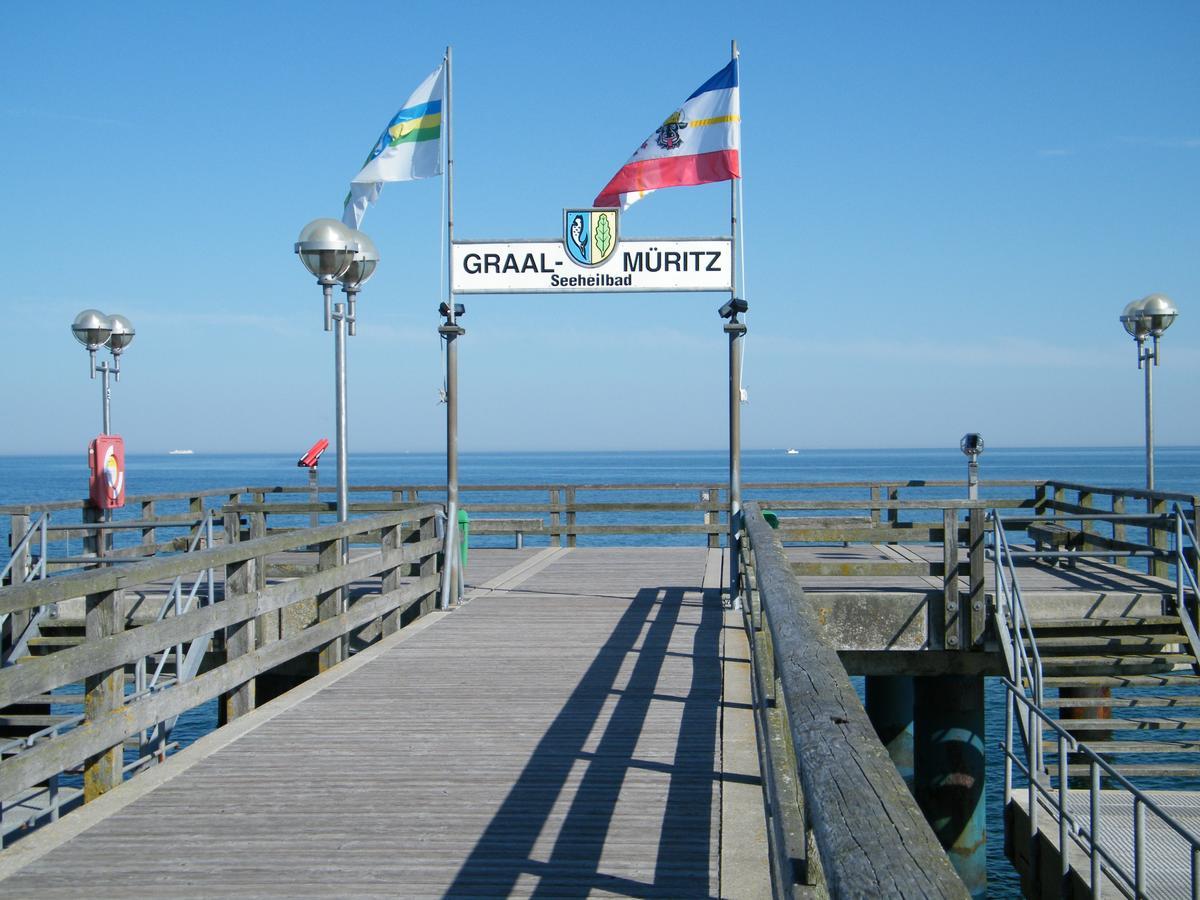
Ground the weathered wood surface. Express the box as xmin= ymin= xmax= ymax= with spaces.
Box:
xmin=0 ymin=548 xmax=728 ymax=898
xmin=742 ymin=502 xmax=969 ymax=897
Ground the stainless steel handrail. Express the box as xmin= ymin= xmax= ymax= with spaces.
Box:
xmin=1003 ymin=679 xmax=1200 ymax=898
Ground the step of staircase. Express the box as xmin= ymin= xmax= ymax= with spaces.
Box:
xmin=1030 ymin=634 xmax=1187 ymax=654
xmin=1043 ymin=673 xmax=1200 ymax=688
xmin=1061 ymin=763 xmax=1200 ymax=778
xmin=1031 ymin=615 xmax=1182 ymax=633
xmin=1040 ymin=654 xmax=1195 ymax=677
xmin=1049 ymin=717 xmax=1200 ymax=730
xmin=1044 ymin=739 xmax=1200 ymax=754
xmin=1041 ymin=694 xmax=1200 ymax=708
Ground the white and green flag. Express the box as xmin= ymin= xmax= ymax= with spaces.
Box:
xmin=343 ymin=61 xmax=446 ymax=228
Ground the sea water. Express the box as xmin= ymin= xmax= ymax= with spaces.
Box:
xmin=2 ymin=446 xmax=1198 ymax=896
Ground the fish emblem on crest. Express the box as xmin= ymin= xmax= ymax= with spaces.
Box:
xmin=563 ymin=208 xmax=619 ymax=267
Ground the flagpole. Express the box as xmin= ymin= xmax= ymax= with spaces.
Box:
xmin=726 ymin=38 xmax=744 ymax=609
xmin=439 ymin=44 xmax=464 ymax=609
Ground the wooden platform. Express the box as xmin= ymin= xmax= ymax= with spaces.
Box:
xmin=0 ymin=548 xmax=758 ymax=898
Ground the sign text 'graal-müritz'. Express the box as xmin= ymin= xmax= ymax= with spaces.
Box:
xmin=450 ymin=208 xmax=732 ymax=294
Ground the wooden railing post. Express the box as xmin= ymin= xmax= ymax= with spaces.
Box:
xmin=419 ymin=513 xmax=438 ymax=615
xmin=1151 ymin=496 xmax=1169 ymax=580
xmin=940 ymin=508 xmax=959 ymax=650
xmin=6 ymin=512 xmax=30 ymax=590
xmin=550 ymin=488 xmax=561 ymax=547
xmin=702 ymin=488 xmax=718 ymax=549
xmin=888 ymin=488 xmax=900 ymax=528
xmin=222 ymin=556 xmax=256 ymax=720
xmin=380 ymin=522 xmax=402 ymax=638
xmin=565 ymin=487 xmax=577 ymax=548
xmin=870 ymin=485 xmax=881 ymax=526
xmin=315 ymin=537 xmax=342 ymax=672
xmin=83 ymin=585 xmax=124 ymax=801
xmin=140 ymin=499 xmax=156 ymax=555
xmin=250 ymin=508 xmax=266 ymax=591
xmin=1112 ymin=495 xmax=1128 ymax=567
xmin=968 ymin=507 xmax=985 ymax=648
xmin=1080 ymin=489 xmax=1095 ymax=544
xmin=1034 ymin=482 xmax=1049 ymax=517
xmin=82 ymin=505 xmax=101 ymax=565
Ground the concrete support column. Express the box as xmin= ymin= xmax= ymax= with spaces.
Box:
xmin=865 ymin=675 xmax=914 ymax=791
xmin=915 ymin=675 xmax=987 ymax=899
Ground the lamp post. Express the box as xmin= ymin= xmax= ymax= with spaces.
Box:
xmin=71 ymin=309 xmax=135 ymax=434
xmin=719 ymin=296 xmax=748 ymax=608
xmin=294 ymin=219 xmax=375 ymax=524
xmin=1120 ymin=294 xmax=1179 ymax=490
xmin=960 ymin=433 xmax=984 ymax=500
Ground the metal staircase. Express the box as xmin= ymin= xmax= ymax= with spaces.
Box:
xmin=997 ymin=504 xmax=1200 ymax=782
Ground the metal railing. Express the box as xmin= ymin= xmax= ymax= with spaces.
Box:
xmin=1004 ymin=681 xmax=1200 ymax=898
xmin=988 ymin=511 xmax=1047 ymax=780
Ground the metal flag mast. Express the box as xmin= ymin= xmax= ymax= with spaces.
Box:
xmin=439 ymin=44 xmax=465 ymax=609
xmin=726 ymin=38 xmax=746 ymax=609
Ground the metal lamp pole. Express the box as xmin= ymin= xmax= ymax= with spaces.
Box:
xmin=295 ymin=219 xmax=360 ymax=523
xmin=1120 ymin=294 xmax=1179 ymax=490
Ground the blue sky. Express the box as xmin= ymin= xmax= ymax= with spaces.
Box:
xmin=2 ymin=1 xmax=1197 ymax=454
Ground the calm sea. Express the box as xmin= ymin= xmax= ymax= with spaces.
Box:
xmin=2 ymin=446 xmax=1198 ymax=896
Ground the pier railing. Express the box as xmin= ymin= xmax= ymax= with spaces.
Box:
xmin=1034 ymin=481 xmax=1200 ymax=583
xmin=0 ymin=504 xmax=442 ymax=846
xmin=5 ymin=479 xmax=1055 ymax=573
xmin=738 ymin=500 xmax=968 ymax=897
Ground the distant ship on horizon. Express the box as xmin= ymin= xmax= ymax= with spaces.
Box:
xmin=168 ymin=449 xmax=194 ymax=455
xmin=786 ymin=448 xmax=799 ymax=455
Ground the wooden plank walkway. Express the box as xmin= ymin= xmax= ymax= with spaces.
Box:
xmin=0 ymin=547 xmax=745 ymax=898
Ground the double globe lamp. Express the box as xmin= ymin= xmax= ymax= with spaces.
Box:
xmin=294 ymin=219 xmax=380 ymax=524
xmin=1119 ymin=293 xmax=1179 ymax=490
xmin=70 ymin=309 xmax=136 ymax=434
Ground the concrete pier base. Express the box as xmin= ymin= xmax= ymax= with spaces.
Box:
xmin=866 ymin=674 xmax=914 ymax=791
xmin=915 ymin=675 xmax=987 ymax=899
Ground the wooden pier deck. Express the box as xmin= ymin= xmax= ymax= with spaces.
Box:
xmin=0 ymin=547 xmax=762 ymax=898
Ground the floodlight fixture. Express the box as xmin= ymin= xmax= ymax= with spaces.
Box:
xmin=440 ymin=302 xmax=466 ymax=319
xmin=718 ymin=297 xmax=749 ymax=320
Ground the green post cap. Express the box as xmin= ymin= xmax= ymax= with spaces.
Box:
xmin=457 ymin=509 xmax=469 ymax=566
xmin=763 ymin=510 xmax=779 ymax=529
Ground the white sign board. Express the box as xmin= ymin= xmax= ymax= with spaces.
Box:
xmin=451 ymin=239 xmax=732 ymax=294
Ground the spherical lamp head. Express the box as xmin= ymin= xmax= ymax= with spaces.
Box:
xmin=1120 ymin=298 xmax=1150 ymax=340
xmin=294 ymin=218 xmax=356 ymax=284
xmin=960 ymin=433 xmax=984 ymax=457
xmin=105 ymin=314 xmax=136 ymax=354
xmin=1139 ymin=293 xmax=1178 ymax=338
xmin=71 ymin=309 xmax=113 ymax=350
xmin=339 ymin=229 xmax=380 ymax=289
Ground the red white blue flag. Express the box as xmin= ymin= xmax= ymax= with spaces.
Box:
xmin=594 ymin=59 xmax=741 ymax=211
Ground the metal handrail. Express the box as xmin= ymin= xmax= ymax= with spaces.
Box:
xmin=1170 ymin=504 xmax=1200 ymax=676
xmin=989 ymin=512 xmax=1046 ymax=781
xmin=0 ymin=513 xmax=48 ymax=586
xmin=1 ymin=515 xmax=51 ymax=667
xmin=1003 ymin=680 xmax=1200 ymax=898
